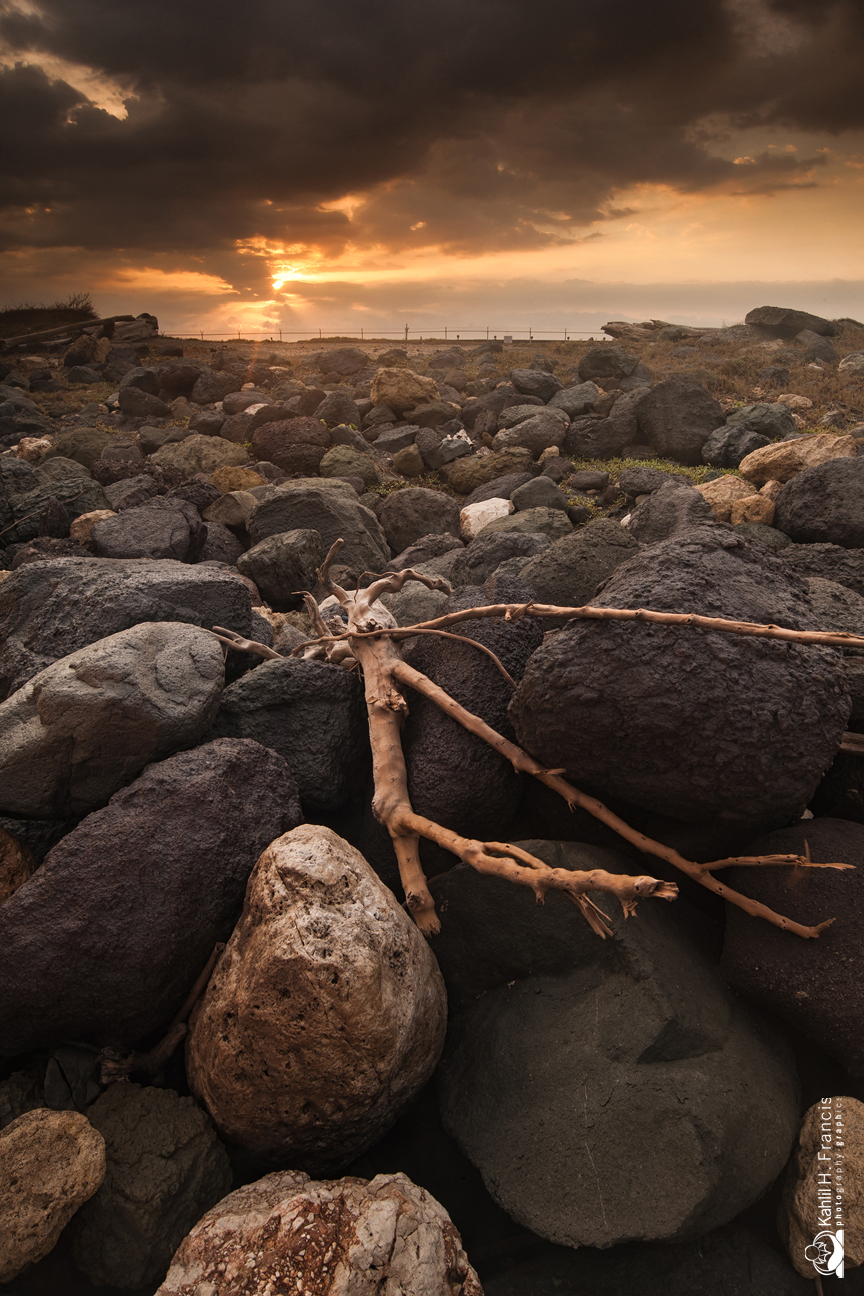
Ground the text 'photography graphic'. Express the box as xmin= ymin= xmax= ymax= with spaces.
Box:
xmin=805 ymin=1097 xmax=847 ymax=1279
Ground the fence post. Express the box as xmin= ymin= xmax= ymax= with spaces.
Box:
xmin=404 ymin=323 xmax=408 ymax=341
xmin=279 ymin=329 xmax=282 ymax=341
xmin=486 ymin=326 xmax=489 ymax=340
xmin=444 ymin=326 xmax=447 ymax=340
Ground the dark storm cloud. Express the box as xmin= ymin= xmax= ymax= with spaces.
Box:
xmin=0 ymin=0 xmax=860 ymax=281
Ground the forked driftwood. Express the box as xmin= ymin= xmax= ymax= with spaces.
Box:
xmin=212 ymin=540 xmax=860 ymax=941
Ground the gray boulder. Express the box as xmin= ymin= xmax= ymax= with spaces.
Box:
xmin=548 ymin=381 xmax=601 ymax=417
xmin=378 ymin=487 xmax=461 ymax=553
xmin=510 ymin=476 xmax=567 ymax=512
xmin=774 ymin=457 xmax=864 ymax=547
xmin=103 ymin=474 xmax=159 ymax=511
xmin=497 ymin=402 xmax=552 ymax=430
xmin=435 ymin=841 xmax=799 ymax=1247
xmin=190 ymin=368 xmax=243 ymax=405
xmin=462 ymin=472 xmax=533 ymax=507
xmin=627 ymin=481 xmax=716 ymax=544
xmin=636 ymin=376 xmax=725 ymax=465
xmin=91 ymin=498 xmax=202 ymax=561
xmin=701 ymin=423 xmax=771 ymax=468
xmin=745 ymin=306 xmax=840 ymax=338
xmin=0 ymin=738 xmax=301 ymax=1054
xmin=0 ymin=558 xmax=252 ymax=698
xmin=801 ymin=330 xmax=839 ymax=363
xmin=492 ymin=411 xmax=569 ymax=458
xmin=198 ymin=521 xmax=245 ymax=565
xmin=311 ymin=346 xmax=368 ymax=376
xmin=510 ymin=525 xmax=850 ymax=829
xmin=117 ymin=387 xmax=170 ymax=419
xmin=725 ymin=402 xmax=796 ymax=441
xmin=236 ymin=529 xmax=325 ymax=611
xmin=383 ymin=532 xmax=464 ymax=573
xmin=618 ymin=465 xmax=686 ymax=496
xmin=478 ymin=506 xmax=572 ymax=541
xmin=0 ymin=457 xmax=110 ymax=545
xmin=450 ymin=531 xmax=551 ymax=585
xmin=206 ymin=658 xmax=368 ymax=813
xmin=0 ymin=623 xmax=225 ymax=819
xmin=315 ymin=390 xmax=362 ymax=428
xmin=516 ymin=518 xmax=640 ymax=607
xmin=509 ymin=368 xmax=562 ymax=402
xmin=70 ymin=1084 xmax=231 ymax=1290
xmin=247 ymin=482 xmax=389 ymax=574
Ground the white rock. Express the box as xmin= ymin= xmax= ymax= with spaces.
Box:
xmin=460 ymin=497 xmax=514 ymax=540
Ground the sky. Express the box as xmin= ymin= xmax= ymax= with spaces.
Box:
xmin=1 ymin=0 xmax=863 ymax=339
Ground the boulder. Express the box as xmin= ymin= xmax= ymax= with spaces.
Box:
xmin=440 ymin=448 xmax=533 ymax=494
xmin=462 ymin=471 xmax=533 ymax=507
xmin=0 ymin=557 xmax=252 ymax=698
xmin=319 ymin=443 xmax=380 ymax=486
xmin=478 ymin=506 xmax=572 ymax=541
xmin=382 ymin=581 xmax=450 ymax=627
xmin=497 ymin=401 xmax=552 ymax=430
xmin=805 ymin=575 xmax=864 ymax=639
xmin=460 ymin=498 xmax=513 ymax=539
xmin=0 ymin=739 xmax=301 ymax=1053
xmin=0 ymin=1109 xmax=106 ymax=1284
xmin=157 ymin=360 xmax=204 ymax=394
xmin=70 ymin=1084 xmax=232 ymax=1290
xmin=450 ymin=531 xmax=550 ymax=585
xmin=199 ymin=520 xmax=245 ymax=565
xmin=118 ymin=386 xmax=170 ymax=418
xmin=0 ymin=458 xmax=110 ymax=545
xmin=730 ymin=494 xmax=775 ymax=526
xmin=411 ymin=400 xmax=462 ymax=429
xmin=379 ymin=487 xmax=461 ymax=553
xmin=422 ymin=432 xmax=474 ymax=470
xmin=435 ymin=841 xmax=800 ymax=1248
xmin=839 ymin=351 xmax=864 ymax=375
xmin=701 ymin=424 xmax=771 ymax=468
xmin=201 ymin=489 xmax=257 ymax=529
xmin=773 ymin=457 xmax=864 ymax=547
xmin=156 ymin=1170 xmax=481 ymax=1296
xmin=510 ymin=526 xmax=850 ymax=829
xmin=800 ymin=330 xmax=839 ymax=363
xmin=697 ymin=474 xmax=758 ymax=522
xmin=516 ymin=517 xmax=640 ymax=606
xmin=206 ymin=659 xmax=368 ymax=812
xmin=150 ymin=434 xmax=250 ymax=476
xmin=103 ymin=473 xmax=159 ymax=510
xmin=247 ymin=482 xmax=390 ymax=574
xmin=745 ymin=306 xmax=840 ymax=339
xmin=384 ymin=532 xmax=464 ymax=573
xmin=739 ymin=433 xmax=857 ymax=486
xmin=627 ymin=481 xmax=716 ymax=544
xmin=636 ymin=376 xmax=725 ymax=465
xmin=779 ymin=1096 xmax=864 ymax=1278
xmin=236 ymin=528 xmax=325 ymax=610
xmin=492 ymin=410 xmax=569 ymax=457
xmin=725 ymin=401 xmax=796 ymax=440
xmin=190 ymin=368 xmax=243 ymax=405
xmin=250 ymin=416 xmax=330 ymax=475
xmin=42 ymin=427 xmax=115 ymax=468
xmin=210 ymin=464 xmax=266 ymax=493
xmin=618 ymin=465 xmax=684 ymax=496
xmin=91 ymin=497 xmax=202 ymax=561
xmin=548 ymin=380 xmax=601 ymax=417
xmin=186 ymin=826 xmax=446 ymax=1173
xmin=578 ymin=345 xmax=651 ymax=388
xmin=509 ymin=368 xmax=563 ymax=402
xmin=310 ymin=346 xmax=368 ymax=376
xmin=0 ymin=622 xmax=225 ymax=820
xmin=370 ymin=367 xmax=439 ymax=415
xmin=721 ymin=819 xmax=864 ymax=1075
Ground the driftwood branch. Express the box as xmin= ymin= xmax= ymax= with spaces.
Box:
xmin=211 ymin=545 xmax=855 ymax=939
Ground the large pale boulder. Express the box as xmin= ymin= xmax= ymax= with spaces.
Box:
xmin=0 ymin=1109 xmax=106 ymax=1283
xmin=739 ymin=434 xmax=856 ymax=486
xmin=156 ymin=1170 xmax=482 ymax=1296
xmin=186 ymin=826 xmax=447 ymax=1174
xmin=370 ymin=367 xmax=439 ymax=415
xmin=0 ymin=623 xmax=224 ymax=819
xmin=150 ymin=434 xmax=250 ymax=476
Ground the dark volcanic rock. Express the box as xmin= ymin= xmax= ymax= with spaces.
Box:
xmin=509 ymin=368 xmax=563 ymax=403
xmin=435 ymin=841 xmax=799 ymax=1248
xmin=0 ymin=623 xmax=226 ymax=819
xmin=774 ymin=457 xmax=864 ymax=547
xmin=450 ymin=531 xmax=551 ymax=585
xmin=378 ymin=487 xmax=461 ymax=553
xmin=745 ymin=305 xmax=840 ymax=339
xmin=0 ymin=739 xmax=302 ymax=1054
xmin=91 ymin=498 xmax=202 ymax=561
xmin=206 ymin=658 xmax=368 ymax=813
xmin=635 ymin=375 xmax=725 ymax=465
xmin=236 ymin=529 xmax=325 ymax=611
xmin=0 ymin=558 xmax=252 ymax=698
xmin=701 ymin=423 xmax=771 ymax=469
xmin=516 ymin=517 xmax=640 ymax=607
xmin=247 ymin=483 xmax=389 ymax=574
xmin=510 ymin=525 xmax=850 ymax=829
xmin=627 ymin=481 xmax=716 ymax=544
xmin=250 ymin=417 xmax=330 ymax=476
xmin=721 ymin=817 xmax=864 ymax=1075
xmin=70 ymin=1083 xmax=231 ymax=1290
xmin=577 ymin=345 xmax=651 ymax=389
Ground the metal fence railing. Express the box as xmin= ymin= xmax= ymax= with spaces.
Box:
xmin=171 ymin=326 xmax=610 ymax=344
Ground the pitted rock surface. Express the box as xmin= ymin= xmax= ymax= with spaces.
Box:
xmin=156 ymin=1170 xmax=482 ymax=1295
xmin=186 ymin=826 xmax=446 ymax=1175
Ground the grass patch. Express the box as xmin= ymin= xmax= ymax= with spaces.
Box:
xmin=569 ymin=455 xmax=741 ymax=485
